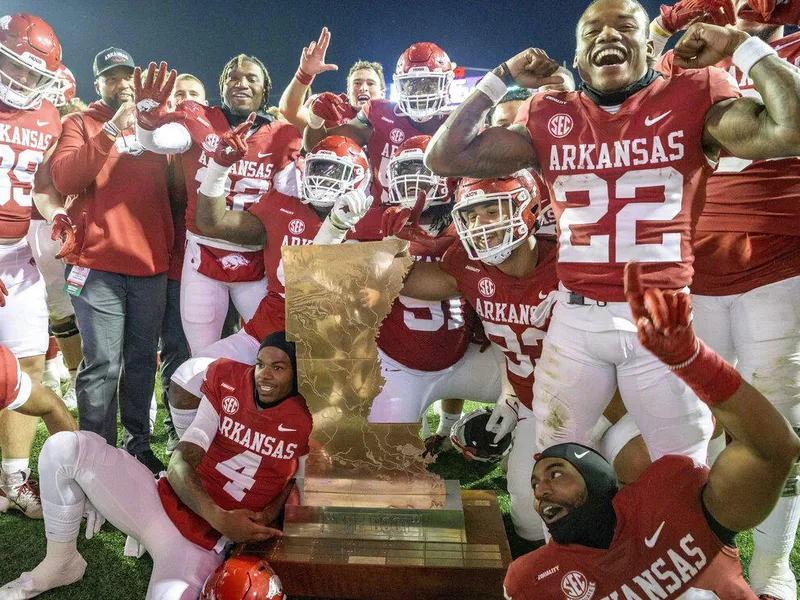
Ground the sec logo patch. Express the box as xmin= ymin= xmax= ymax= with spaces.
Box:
xmin=221 ymin=396 xmax=239 ymax=415
xmin=561 ymin=571 xmax=596 ymax=600
xmin=548 ymin=113 xmax=573 ymax=138
xmin=202 ymin=133 xmax=220 ymax=153
xmin=389 ymin=128 xmax=405 ymax=145
xmin=478 ymin=277 xmax=495 ymax=298
xmin=288 ymin=219 xmax=305 ymax=235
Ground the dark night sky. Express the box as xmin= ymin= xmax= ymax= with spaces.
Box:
xmin=11 ymin=0 xmax=666 ymax=105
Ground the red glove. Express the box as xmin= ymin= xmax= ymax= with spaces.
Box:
xmin=738 ymin=0 xmax=800 ymax=24
xmin=310 ymin=92 xmax=353 ymax=128
xmin=215 ymin=113 xmax=255 ymax=167
xmin=0 ymin=278 xmax=7 ymax=308
xmin=660 ymin=0 xmax=737 ymax=32
xmin=381 ymin=191 xmax=438 ymax=249
xmin=51 ymin=212 xmax=77 ymax=260
xmin=134 ymin=61 xmax=180 ymax=131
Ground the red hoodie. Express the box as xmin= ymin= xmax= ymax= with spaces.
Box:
xmin=49 ymin=101 xmax=173 ymax=276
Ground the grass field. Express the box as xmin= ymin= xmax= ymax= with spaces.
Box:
xmin=1 ymin=396 xmax=798 ymax=599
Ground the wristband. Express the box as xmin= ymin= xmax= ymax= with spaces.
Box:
xmin=198 ymin=159 xmax=231 ymax=198
xmin=732 ymin=36 xmax=777 ymax=79
xmin=669 ymin=340 xmax=743 ymax=407
xmin=649 ymin=20 xmax=672 ymax=58
xmin=476 ymin=71 xmax=508 ymax=106
xmin=295 ymin=68 xmax=314 ymax=86
xmin=49 ymin=208 xmax=68 ymax=225
xmin=102 ymin=121 xmax=121 ymax=139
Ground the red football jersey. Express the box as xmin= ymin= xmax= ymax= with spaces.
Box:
xmin=516 ymin=71 xmax=740 ymax=302
xmin=158 ymin=358 xmax=312 ymax=550
xmin=175 ymin=102 xmax=301 ymax=239
xmin=243 ymin=191 xmax=328 ymax=341
xmin=0 ymin=100 xmax=61 ymax=238
xmin=658 ymin=37 xmax=800 ymax=295
xmin=360 ymin=99 xmax=446 ymax=205
xmin=504 ymin=455 xmax=754 ymax=599
xmin=440 ymin=237 xmax=559 ymax=409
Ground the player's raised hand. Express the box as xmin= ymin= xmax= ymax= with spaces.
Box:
xmin=659 ymin=0 xmax=737 ymax=33
xmin=51 ymin=212 xmax=77 ymax=260
xmin=299 ymin=27 xmax=339 ymax=78
xmin=381 ymin=190 xmax=439 ymax=249
xmin=215 ymin=508 xmax=283 ymax=543
xmin=739 ymin=0 xmax=800 ymax=25
xmin=329 ymin=188 xmax=373 ymax=230
xmin=624 ymin=262 xmax=698 ymax=367
xmin=504 ymin=48 xmax=563 ymax=89
xmin=308 ymin=92 xmax=351 ymax=129
xmin=134 ymin=61 xmax=180 ymax=130
xmin=672 ymin=22 xmax=750 ymax=69
xmin=215 ymin=113 xmax=255 ymax=167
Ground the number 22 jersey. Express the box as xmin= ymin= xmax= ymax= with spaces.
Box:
xmin=515 ymin=69 xmax=740 ymax=302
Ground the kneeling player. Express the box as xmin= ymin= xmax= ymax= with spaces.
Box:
xmin=0 ymin=332 xmax=310 ymax=600
xmin=503 ymin=263 xmax=800 ymax=597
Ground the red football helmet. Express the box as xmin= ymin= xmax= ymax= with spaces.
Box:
xmin=386 ymin=135 xmax=451 ymax=209
xmin=0 ymin=345 xmax=31 ymax=411
xmin=49 ymin=64 xmax=76 ymax=107
xmin=393 ymin=42 xmax=453 ymax=122
xmin=0 ymin=14 xmax=62 ymax=110
xmin=452 ymin=171 xmax=539 ymax=265
xmin=302 ymin=135 xmax=369 ymax=208
xmin=200 ymin=556 xmax=285 ymax=600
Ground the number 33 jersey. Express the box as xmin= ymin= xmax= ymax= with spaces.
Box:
xmin=440 ymin=237 xmax=560 ymax=410
xmin=516 ymin=69 xmax=740 ymax=302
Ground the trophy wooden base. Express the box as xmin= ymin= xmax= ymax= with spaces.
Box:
xmin=240 ymin=490 xmax=512 ymax=599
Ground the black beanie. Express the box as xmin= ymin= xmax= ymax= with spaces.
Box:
xmin=535 ymin=443 xmax=619 ymax=548
xmin=258 ymin=331 xmax=298 ymax=399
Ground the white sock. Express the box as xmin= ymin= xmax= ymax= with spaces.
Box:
xmin=436 ymin=411 xmax=463 ymax=436
xmin=42 ymin=358 xmax=60 ymax=386
xmin=171 ymin=407 xmax=197 ymax=438
xmin=41 ymin=499 xmax=83 ymax=542
xmin=69 ymin=370 xmax=77 ymax=390
xmin=2 ymin=458 xmax=30 ymax=475
xmin=706 ymin=433 xmax=726 ymax=466
xmin=24 ymin=539 xmax=86 ymax=593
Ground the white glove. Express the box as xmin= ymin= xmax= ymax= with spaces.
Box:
xmin=83 ymin=500 xmax=106 ymax=539
xmin=330 ymin=188 xmax=373 ymax=231
xmin=486 ymin=393 xmax=519 ymax=443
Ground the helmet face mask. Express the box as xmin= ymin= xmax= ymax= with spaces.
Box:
xmin=0 ymin=14 xmax=62 ymax=110
xmin=450 ymin=408 xmax=513 ymax=462
xmin=452 ymin=188 xmax=533 ymax=266
xmin=393 ymin=70 xmax=452 ymax=122
xmin=301 ymin=136 xmax=368 ymax=210
xmin=387 ymin=152 xmax=447 ymax=209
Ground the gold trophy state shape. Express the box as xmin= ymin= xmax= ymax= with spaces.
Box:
xmin=241 ymin=240 xmax=511 ymax=600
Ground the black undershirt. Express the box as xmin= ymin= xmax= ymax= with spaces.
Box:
xmin=701 ymin=485 xmax=738 ymax=547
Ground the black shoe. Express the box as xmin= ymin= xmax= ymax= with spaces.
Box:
xmin=135 ymin=449 xmax=165 ymax=476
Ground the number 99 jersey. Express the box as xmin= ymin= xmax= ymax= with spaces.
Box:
xmin=516 ymin=69 xmax=740 ymax=302
xmin=0 ymin=99 xmax=61 ymax=238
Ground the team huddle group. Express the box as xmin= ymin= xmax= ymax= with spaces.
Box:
xmin=0 ymin=0 xmax=799 ymax=597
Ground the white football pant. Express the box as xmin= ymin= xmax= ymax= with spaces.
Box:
xmin=0 ymin=239 xmax=48 ymax=358
xmin=37 ymin=431 xmax=224 ymax=599
xmin=25 ymin=220 xmax=73 ymax=321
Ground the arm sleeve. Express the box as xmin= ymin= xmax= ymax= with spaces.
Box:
xmin=708 ymin=65 xmax=742 ymax=105
xmin=180 ymin=396 xmax=220 ymax=452
xmin=49 ymin=115 xmax=116 ymax=196
xmin=136 ymin=122 xmax=193 ymax=155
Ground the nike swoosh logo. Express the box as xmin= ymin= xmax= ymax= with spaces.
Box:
xmin=573 ymin=450 xmax=590 ymax=459
xmin=36 ymin=120 xmax=49 ymax=126
xmin=538 ymin=291 xmax=548 ymax=300
xmin=277 ymin=424 xmax=297 ymax=432
xmin=645 ymin=521 xmax=665 ymax=548
xmin=644 ymin=111 xmax=672 ymax=127
xmin=258 ymin=151 xmax=272 ymax=158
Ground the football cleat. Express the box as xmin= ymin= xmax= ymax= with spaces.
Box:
xmin=450 ymin=408 xmax=513 ymax=463
xmin=201 ymin=555 xmax=285 ymax=600
xmin=61 ymin=387 xmax=77 ymax=410
xmin=0 ymin=469 xmax=43 ymax=519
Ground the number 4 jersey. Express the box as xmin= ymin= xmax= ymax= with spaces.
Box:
xmin=158 ymin=358 xmax=312 ymax=550
xmin=516 ymin=68 xmax=740 ymax=302
xmin=0 ymin=100 xmax=61 ymax=239
xmin=440 ymin=236 xmax=560 ymax=409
